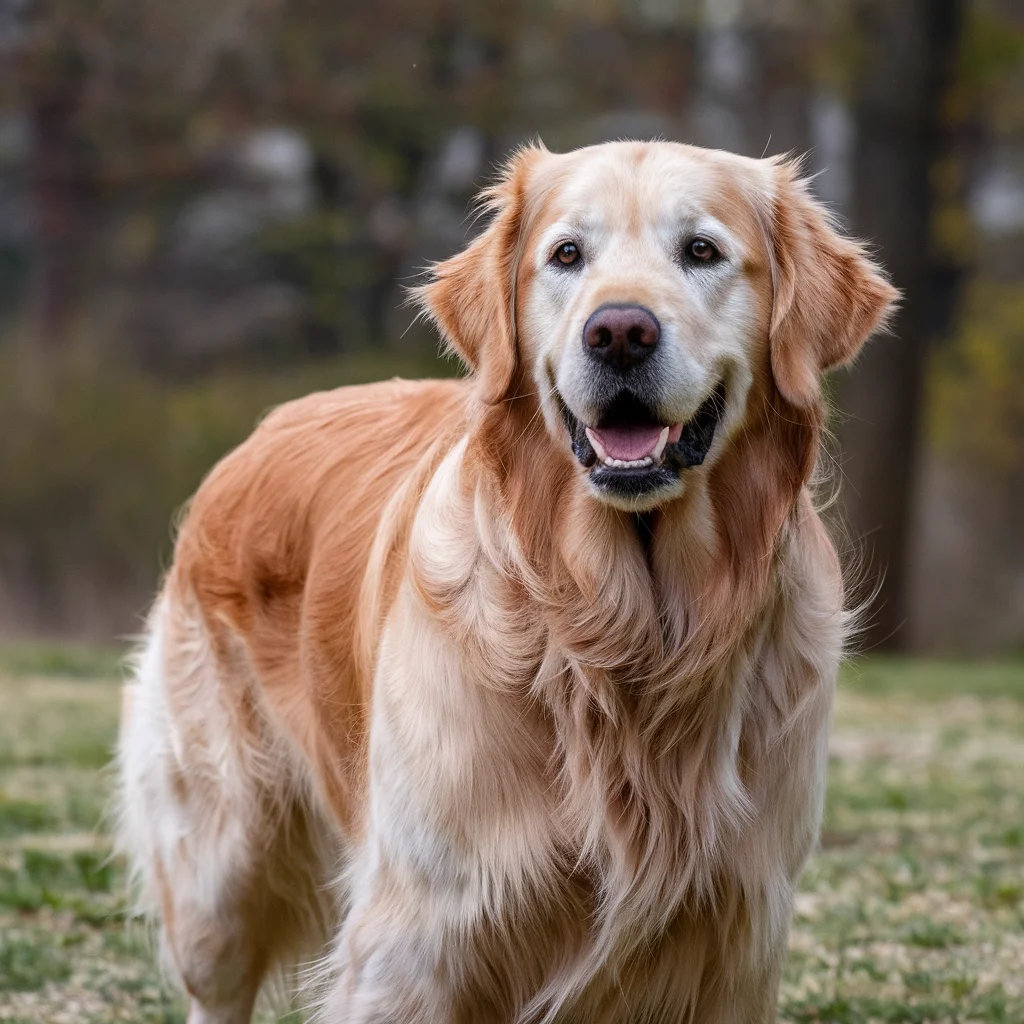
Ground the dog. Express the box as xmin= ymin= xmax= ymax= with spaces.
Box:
xmin=116 ymin=139 xmax=897 ymax=1023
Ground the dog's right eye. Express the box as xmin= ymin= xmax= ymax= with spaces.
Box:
xmin=551 ymin=242 xmax=582 ymax=268
xmin=681 ymin=235 xmax=722 ymax=266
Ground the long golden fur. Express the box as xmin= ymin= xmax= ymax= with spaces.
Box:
xmin=116 ymin=140 xmax=897 ymax=1023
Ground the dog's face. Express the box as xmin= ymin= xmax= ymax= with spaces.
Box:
xmin=422 ymin=141 xmax=896 ymax=512
xmin=520 ymin=145 xmax=770 ymax=510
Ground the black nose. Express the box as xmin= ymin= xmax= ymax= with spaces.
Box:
xmin=583 ymin=304 xmax=660 ymax=371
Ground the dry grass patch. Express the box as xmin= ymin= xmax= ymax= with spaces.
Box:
xmin=0 ymin=648 xmax=1021 ymax=1022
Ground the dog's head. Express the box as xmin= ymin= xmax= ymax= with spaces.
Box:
xmin=418 ymin=140 xmax=897 ymax=512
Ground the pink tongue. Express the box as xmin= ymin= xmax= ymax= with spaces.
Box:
xmin=590 ymin=425 xmax=664 ymax=461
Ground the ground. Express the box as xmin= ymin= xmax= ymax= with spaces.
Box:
xmin=0 ymin=648 xmax=1022 ymax=1024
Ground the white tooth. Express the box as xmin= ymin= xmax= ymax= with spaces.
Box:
xmin=652 ymin=426 xmax=670 ymax=461
xmin=604 ymin=456 xmax=615 ymax=467
xmin=585 ymin=427 xmax=610 ymax=463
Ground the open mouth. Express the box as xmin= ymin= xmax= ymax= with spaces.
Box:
xmin=561 ymin=384 xmax=726 ymax=497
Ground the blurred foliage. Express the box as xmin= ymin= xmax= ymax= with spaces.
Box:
xmin=929 ymin=283 xmax=1024 ymax=477
xmin=0 ymin=0 xmax=1021 ymax=646
xmin=960 ymin=1 xmax=1024 ymax=131
xmin=258 ymin=211 xmax=382 ymax=340
xmin=0 ymin=344 xmax=453 ymax=627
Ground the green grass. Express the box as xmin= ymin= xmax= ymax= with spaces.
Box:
xmin=783 ymin=662 xmax=1024 ymax=1023
xmin=0 ymin=647 xmax=1022 ymax=1022
xmin=0 ymin=644 xmax=125 ymax=682
xmin=841 ymin=657 xmax=1024 ymax=700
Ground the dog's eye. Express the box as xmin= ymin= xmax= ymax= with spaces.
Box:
xmin=552 ymin=242 xmax=581 ymax=268
xmin=684 ymin=237 xmax=720 ymax=265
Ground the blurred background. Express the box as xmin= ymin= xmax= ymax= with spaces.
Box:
xmin=0 ymin=0 xmax=1021 ymax=653
xmin=0 ymin=5 xmax=1022 ymax=1019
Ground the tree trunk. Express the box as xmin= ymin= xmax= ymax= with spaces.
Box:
xmin=839 ymin=0 xmax=963 ymax=651
xmin=26 ymin=34 xmax=92 ymax=352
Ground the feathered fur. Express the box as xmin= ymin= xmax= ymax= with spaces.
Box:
xmin=116 ymin=140 xmax=897 ymax=1024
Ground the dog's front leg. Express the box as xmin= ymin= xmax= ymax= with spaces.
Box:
xmin=318 ymin=584 xmax=561 ymax=1022
xmin=691 ymin=954 xmax=784 ymax=1024
xmin=320 ymin=865 xmax=481 ymax=1023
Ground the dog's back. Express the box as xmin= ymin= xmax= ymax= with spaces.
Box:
xmin=116 ymin=376 xmax=467 ymax=1020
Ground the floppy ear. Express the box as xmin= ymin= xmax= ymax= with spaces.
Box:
xmin=766 ymin=159 xmax=899 ymax=409
xmin=416 ymin=145 xmax=542 ymax=405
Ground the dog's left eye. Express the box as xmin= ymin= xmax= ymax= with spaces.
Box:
xmin=551 ymin=242 xmax=581 ymax=268
xmin=683 ymin=237 xmax=720 ymax=265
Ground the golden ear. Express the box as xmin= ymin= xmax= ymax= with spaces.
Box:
xmin=415 ymin=145 xmax=543 ymax=405
xmin=767 ymin=159 xmax=899 ymax=409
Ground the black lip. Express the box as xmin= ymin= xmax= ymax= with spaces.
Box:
xmin=559 ymin=383 xmax=726 ymax=497
xmin=664 ymin=382 xmax=727 ymax=470
xmin=590 ymin=461 xmax=679 ymax=499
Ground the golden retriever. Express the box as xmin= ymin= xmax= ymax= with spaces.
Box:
xmin=116 ymin=139 xmax=897 ymax=1023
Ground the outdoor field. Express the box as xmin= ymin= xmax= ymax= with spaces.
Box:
xmin=0 ymin=649 xmax=1022 ymax=1024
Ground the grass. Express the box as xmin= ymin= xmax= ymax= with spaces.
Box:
xmin=0 ymin=647 xmax=1022 ymax=1022
xmin=782 ymin=659 xmax=1024 ymax=1023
